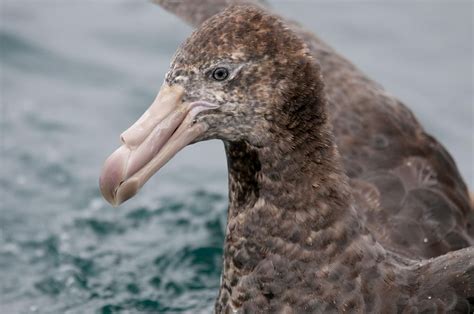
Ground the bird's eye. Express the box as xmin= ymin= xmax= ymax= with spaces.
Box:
xmin=212 ymin=67 xmax=229 ymax=81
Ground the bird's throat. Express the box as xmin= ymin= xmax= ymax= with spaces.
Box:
xmin=217 ymin=128 xmax=380 ymax=311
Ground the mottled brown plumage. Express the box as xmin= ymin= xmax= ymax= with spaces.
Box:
xmin=149 ymin=1 xmax=474 ymax=313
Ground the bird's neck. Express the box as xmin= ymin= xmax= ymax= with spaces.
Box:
xmin=223 ymin=122 xmax=364 ymax=250
xmin=218 ymin=113 xmax=390 ymax=311
xmin=225 ymin=126 xmax=352 ymax=217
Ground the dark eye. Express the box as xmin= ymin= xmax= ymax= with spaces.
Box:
xmin=212 ymin=67 xmax=229 ymax=81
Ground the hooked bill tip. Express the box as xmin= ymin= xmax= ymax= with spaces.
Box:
xmin=115 ymin=177 xmax=141 ymax=206
xmin=99 ymin=145 xmax=131 ymax=206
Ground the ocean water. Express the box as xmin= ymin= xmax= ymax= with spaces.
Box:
xmin=0 ymin=1 xmax=472 ymax=313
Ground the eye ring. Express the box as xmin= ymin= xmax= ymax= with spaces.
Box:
xmin=212 ymin=67 xmax=229 ymax=81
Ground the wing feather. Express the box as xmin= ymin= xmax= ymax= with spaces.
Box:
xmin=152 ymin=0 xmax=267 ymax=27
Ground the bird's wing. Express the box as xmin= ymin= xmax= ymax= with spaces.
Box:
xmin=152 ymin=0 xmax=268 ymax=27
xmin=299 ymin=25 xmax=474 ymax=259
xmin=409 ymin=247 xmax=474 ymax=312
xmin=152 ymin=1 xmax=474 ymax=259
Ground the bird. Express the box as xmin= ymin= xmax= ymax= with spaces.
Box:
xmin=99 ymin=1 xmax=474 ymax=313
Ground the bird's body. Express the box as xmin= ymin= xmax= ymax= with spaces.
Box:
xmin=100 ymin=1 xmax=474 ymax=312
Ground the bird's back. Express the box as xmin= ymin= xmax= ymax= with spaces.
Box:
xmin=298 ymin=28 xmax=474 ymax=259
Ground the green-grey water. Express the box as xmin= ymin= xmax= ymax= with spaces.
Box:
xmin=1 ymin=1 xmax=472 ymax=313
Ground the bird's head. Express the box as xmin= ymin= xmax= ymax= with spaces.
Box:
xmin=100 ymin=5 xmax=324 ymax=206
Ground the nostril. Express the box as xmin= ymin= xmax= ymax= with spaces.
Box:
xmin=120 ymin=130 xmax=135 ymax=147
xmin=120 ymin=129 xmax=145 ymax=149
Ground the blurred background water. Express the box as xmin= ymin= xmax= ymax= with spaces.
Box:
xmin=0 ymin=1 xmax=472 ymax=313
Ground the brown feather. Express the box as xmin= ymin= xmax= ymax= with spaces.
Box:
xmin=153 ymin=2 xmax=474 ymax=313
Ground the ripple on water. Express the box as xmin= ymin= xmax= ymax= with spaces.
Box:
xmin=74 ymin=218 xmax=126 ymax=237
xmin=0 ymin=30 xmax=123 ymax=86
xmin=1 ymin=189 xmax=227 ymax=313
